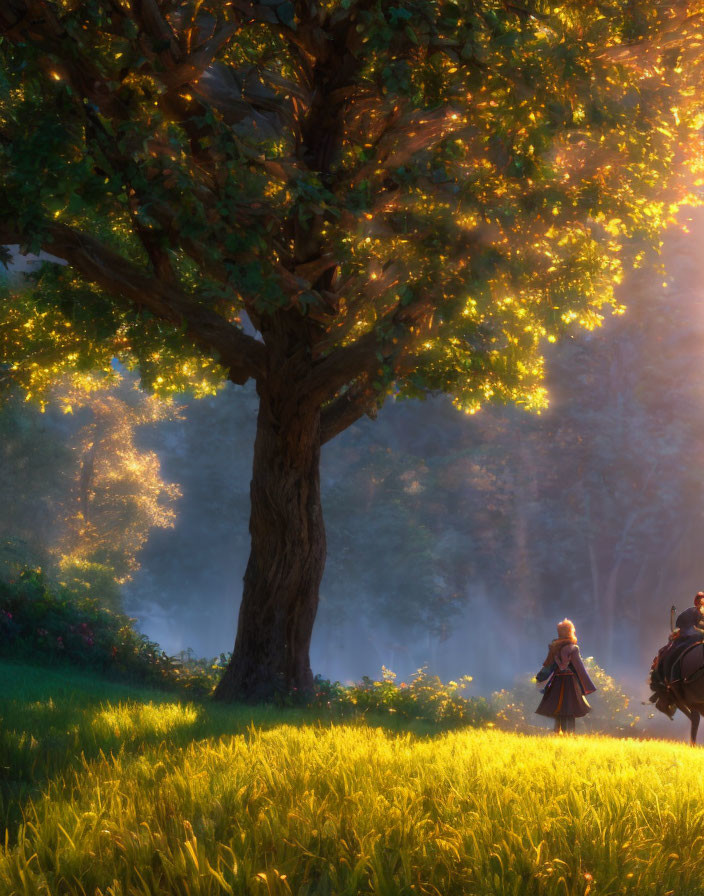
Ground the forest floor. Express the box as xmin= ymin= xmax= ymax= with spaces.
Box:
xmin=0 ymin=660 xmax=702 ymax=896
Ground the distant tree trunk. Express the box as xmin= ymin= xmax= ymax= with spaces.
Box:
xmin=599 ymin=558 xmax=624 ymax=667
xmin=214 ymin=327 xmax=326 ymax=702
xmin=582 ymin=488 xmax=600 ymax=624
xmin=510 ymin=438 xmax=539 ymax=644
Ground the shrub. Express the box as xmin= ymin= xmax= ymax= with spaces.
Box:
xmin=0 ymin=569 xmax=213 ymax=694
xmin=168 ymin=648 xmax=232 ymax=693
xmin=309 ymin=665 xmax=495 ymax=727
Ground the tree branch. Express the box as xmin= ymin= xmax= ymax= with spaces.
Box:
xmin=599 ymin=4 xmax=704 ymax=72
xmin=0 ymin=224 xmax=267 ymax=385
xmin=320 ymin=379 xmax=375 ymax=444
xmin=305 ymin=291 xmax=435 ymax=405
xmin=156 ymin=22 xmax=240 ymax=90
xmin=347 ymin=108 xmax=463 ymax=189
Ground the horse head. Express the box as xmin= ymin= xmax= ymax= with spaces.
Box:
xmin=652 ymin=692 xmax=677 ymax=720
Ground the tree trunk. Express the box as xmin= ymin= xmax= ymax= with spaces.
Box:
xmin=213 ymin=362 xmax=326 ymax=702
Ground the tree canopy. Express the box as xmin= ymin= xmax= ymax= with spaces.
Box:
xmin=1 ymin=1 xmax=701 ymax=415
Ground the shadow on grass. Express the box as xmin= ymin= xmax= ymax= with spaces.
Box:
xmin=0 ymin=659 xmax=461 ymax=840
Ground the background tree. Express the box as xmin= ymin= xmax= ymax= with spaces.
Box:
xmin=0 ymin=374 xmax=180 ymax=608
xmin=1 ymin=0 xmax=702 ymax=699
xmin=54 ymin=377 xmax=181 ymax=604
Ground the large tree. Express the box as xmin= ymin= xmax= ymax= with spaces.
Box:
xmin=0 ymin=0 xmax=702 ymax=699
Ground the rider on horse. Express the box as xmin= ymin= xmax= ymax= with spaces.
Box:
xmin=650 ymin=592 xmax=704 ymax=720
xmin=648 ymin=592 xmax=704 ymax=744
xmin=674 ymin=592 xmax=704 ymax=639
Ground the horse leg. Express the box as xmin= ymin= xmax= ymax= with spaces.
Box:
xmin=674 ymin=646 xmax=704 ymax=743
xmin=691 ymin=709 xmax=700 ymax=746
xmin=668 ymin=682 xmax=693 ymax=734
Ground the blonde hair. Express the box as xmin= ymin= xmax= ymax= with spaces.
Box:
xmin=556 ymin=618 xmax=577 ymax=642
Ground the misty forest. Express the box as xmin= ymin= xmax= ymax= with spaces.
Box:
xmin=5 ymin=2 xmax=704 ymax=895
xmin=3 ymin=220 xmax=704 ymax=693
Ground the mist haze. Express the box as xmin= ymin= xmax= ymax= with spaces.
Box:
xmin=113 ymin=209 xmax=704 ymax=705
xmin=4 ymin=212 xmax=704 ymax=720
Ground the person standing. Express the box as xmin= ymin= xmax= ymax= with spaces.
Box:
xmin=535 ymin=619 xmax=596 ymax=734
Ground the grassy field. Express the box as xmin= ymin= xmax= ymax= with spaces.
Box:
xmin=0 ymin=661 xmax=702 ymax=896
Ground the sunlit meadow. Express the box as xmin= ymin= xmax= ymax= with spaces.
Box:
xmin=0 ymin=661 xmax=702 ymax=896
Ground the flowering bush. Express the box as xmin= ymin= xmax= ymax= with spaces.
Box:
xmin=308 ymin=665 xmax=495 ymax=727
xmin=492 ymin=657 xmax=640 ymax=736
xmin=168 ymin=648 xmax=232 ymax=693
xmin=0 ymin=569 xmax=214 ymax=694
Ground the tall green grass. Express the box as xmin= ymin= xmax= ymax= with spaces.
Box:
xmin=0 ymin=661 xmax=445 ymax=838
xmin=1 ymin=660 xmax=702 ymax=895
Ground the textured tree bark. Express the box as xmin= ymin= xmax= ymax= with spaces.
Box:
xmin=213 ymin=331 xmax=326 ymax=702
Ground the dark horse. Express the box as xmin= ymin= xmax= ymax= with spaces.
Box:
xmin=650 ymin=640 xmax=704 ymax=744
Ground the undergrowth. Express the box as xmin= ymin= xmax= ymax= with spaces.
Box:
xmin=0 ymin=570 xmax=209 ymax=694
xmin=0 ymin=571 xmax=494 ymax=727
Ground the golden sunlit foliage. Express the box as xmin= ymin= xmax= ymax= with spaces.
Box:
xmin=53 ymin=377 xmax=182 ymax=592
xmin=0 ymin=374 xmax=181 ymax=603
xmin=0 ymin=270 xmax=227 ymax=401
xmin=1 ymin=0 xmax=703 ymax=423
